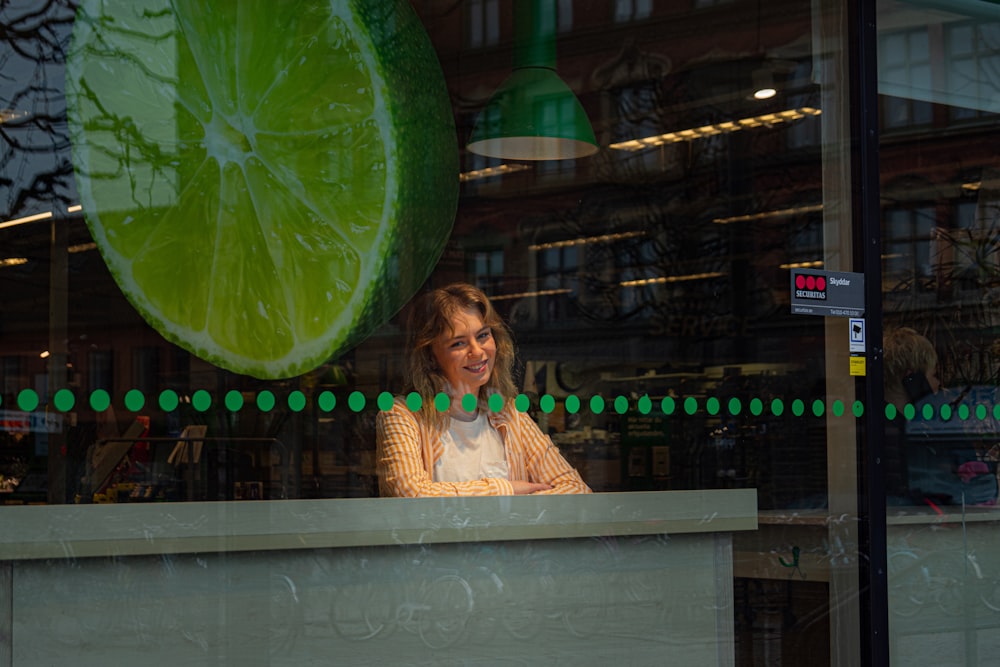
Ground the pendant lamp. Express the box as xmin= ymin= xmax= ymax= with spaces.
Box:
xmin=466 ymin=0 xmax=598 ymax=161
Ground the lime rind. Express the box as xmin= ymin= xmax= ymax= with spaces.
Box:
xmin=66 ymin=0 xmax=456 ymax=378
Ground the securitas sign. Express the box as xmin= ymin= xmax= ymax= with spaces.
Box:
xmin=790 ymin=270 xmax=864 ymax=318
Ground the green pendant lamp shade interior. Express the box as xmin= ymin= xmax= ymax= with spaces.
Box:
xmin=467 ymin=0 xmax=598 ymax=161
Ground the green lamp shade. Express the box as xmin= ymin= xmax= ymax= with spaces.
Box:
xmin=467 ymin=67 xmax=599 ymax=161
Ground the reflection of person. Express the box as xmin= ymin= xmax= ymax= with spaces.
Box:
xmin=883 ymin=327 xmax=997 ymax=506
xmin=376 ymin=283 xmax=592 ymax=497
xmin=883 ymin=327 xmax=940 ymax=411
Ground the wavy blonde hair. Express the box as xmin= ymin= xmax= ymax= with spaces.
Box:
xmin=404 ymin=283 xmax=517 ymax=429
xmin=883 ymin=326 xmax=938 ymax=399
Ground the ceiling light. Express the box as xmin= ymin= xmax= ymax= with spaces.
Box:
xmin=0 ymin=211 xmax=53 ymax=230
xmin=752 ymin=68 xmax=777 ymax=100
xmin=609 ymin=107 xmax=821 ymax=151
xmin=467 ymin=0 xmax=598 ymax=160
xmin=459 ymin=164 xmax=531 ymax=183
xmin=529 ymin=230 xmax=645 ymax=251
xmin=713 ymin=203 xmax=823 ymax=224
xmin=489 ymin=288 xmax=572 ymax=301
xmin=620 ymin=272 xmax=726 ymax=287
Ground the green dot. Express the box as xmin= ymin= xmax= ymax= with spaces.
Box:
xmin=515 ymin=394 xmax=530 ymax=413
xmin=377 ymin=391 xmax=395 ymax=412
xmin=812 ymin=399 xmax=824 ymax=417
xmin=903 ymin=403 xmax=916 ymax=420
xmin=638 ymin=395 xmax=652 ymax=414
xmin=565 ymin=395 xmax=580 ymax=414
xmin=348 ymin=391 xmax=366 ymax=412
xmin=771 ymin=398 xmax=784 ymax=416
xmin=159 ymin=390 xmax=179 ymax=412
xmin=684 ymin=397 xmax=698 ymax=415
xmin=89 ymin=389 xmax=110 ymax=412
xmin=614 ymin=396 xmax=628 ymax=414
xmin=192 ymin=390 xmax=211 ymax=412
xmin=53 ymin=389 xmax=75 ymax=412
xmin=288 ymin=390 xmax=306 ymax=412
xmin=661 ymin=397 xmax=675 ymax=415
xmin=940 ymin=404 xmax=952 ymax=421
xmin=318 ymin=391 xmax=336 ymax=412
xmin=406 ymin=392 xmax=423 ymax=412
xmin=434 ymin=392 xmax=451 ymax=412
xmin=885 ymin=403 xmax=897 ymax=420
xmin=706 ymin=397 xmax=720 ymax=415
xmin=257 ymin=390 xmax=276 ymax=412
xmin=728 ymin=398 xmax=742 ymax=416
xmin=976 ymin=404 xmax=987 ymax=420
xmin=540 ymin=394 xmax=555 ymax=414
xmin=17 ymin=389 xmax=39 ymax=412
xmin=750 ymin=398 xmax=763 ymax=416
xmin=462 ymin=393 xmax=478 ymax=413
xmin=831 ymin=400 xmax=844 ymax=417
xmin=994 ymin=404 xmax=1000 ymax=421
xmin=922 ymin=403 xmax=935 ymax=420
xmin=791 ymin=399 xmax=804 ymax=416
xmin=225 ymin=390 xmax=244 ymax=412
xmin=853 ymin=400 xmax=864 ymax=417
xmin=957 ymin=404 xmax=970 ymax=420
xmin=488 ymin=394 xmax=503 ymax=413
xmin=590 ymin=395 xmax=605 ymax=414
xmin=123 ymin=389 xmax=144 ymax=412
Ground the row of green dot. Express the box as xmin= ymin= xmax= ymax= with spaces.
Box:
xmin=8 ymin=387 xmax=962 ymax=420
xmin=8 ymin=388 xmax=1000 ymax=421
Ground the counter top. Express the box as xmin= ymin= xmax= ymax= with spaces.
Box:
xmin=0 ymin=489 xmax=757 ymax=561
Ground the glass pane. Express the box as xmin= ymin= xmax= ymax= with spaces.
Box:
xmin=879 ymin=1 xmax=1000 ymax=664
xmin=1 ymin=0 xmax=865 ymax=665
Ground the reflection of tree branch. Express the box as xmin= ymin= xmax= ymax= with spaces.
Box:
xmin=1 ymin=0 xmax=75 ymax=64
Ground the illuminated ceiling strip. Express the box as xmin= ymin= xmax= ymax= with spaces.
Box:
xmin=780 ymin=260 xmax=824 ymax=269
xmin=609 ymin=107 xmax=822 ymax=151
xmin=459 ymin=163 xmax=531 ymax=182
xmin=0 ymin=204 xmax=82 ymax=230
xmin=0 ymin=211 xmax=52 ymax=230
xmin=489 ymin=288 xmax=572 ymax=301
xmin=713 ymin=203 xmax=823 ymax=225
xmin=0 ymin=109 xmax=29 ymax=123
xmin=529 ymin=230 xmax=645 ymax=251
xmin=0 ymin=257 xmax=28 ymax=267
xmin=620 ymin=272 xmax=726 ymax=287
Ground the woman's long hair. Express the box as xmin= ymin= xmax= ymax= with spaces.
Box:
xmin=404 ymin=283 xmax=517 ymax=429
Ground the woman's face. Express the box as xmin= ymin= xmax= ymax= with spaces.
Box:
xmin=431 ymin=306 xmax=496 ymax=396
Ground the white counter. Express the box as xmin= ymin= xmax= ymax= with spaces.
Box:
xmin=0 ymin=488 xmax=757 ymax=560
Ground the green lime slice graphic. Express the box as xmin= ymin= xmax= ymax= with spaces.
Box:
xmin=66 ymin=0 xmax=458 ymax=379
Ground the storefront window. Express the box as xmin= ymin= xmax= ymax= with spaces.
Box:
xmin=878 ymin=1 xmax=1000 ymax=664
xmin=11 ymin=0 xmax=987 ymax=664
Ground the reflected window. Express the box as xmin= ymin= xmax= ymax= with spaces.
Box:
xmin=879 ymin=27 xmax=933 ymax=129
xmin=88 ymin=349 xmax=113 ymax=394
xmin=883 ymin=206 xmax=936 ymax=291
xmin=613 ymin=0 xmax=652 ymax=23
xmin=470 ymin=249 xmax=505 ymax=294
xmin=558 ymin=0 xmax=573 ymax=32
xmin=945 ymin=22 xmax=1000 ymax=123
xmin=467 ymin=0 xmax=500 ymax=48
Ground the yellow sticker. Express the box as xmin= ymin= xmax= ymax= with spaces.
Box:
xmin=849 ymin=355 xmax=866 ymax=376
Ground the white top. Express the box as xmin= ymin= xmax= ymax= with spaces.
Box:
xmin=433 ymin=411 xmax=509 ymax=482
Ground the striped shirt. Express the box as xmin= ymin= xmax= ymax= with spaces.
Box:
xmin=376 ymin=398 xmax=593 ymax=497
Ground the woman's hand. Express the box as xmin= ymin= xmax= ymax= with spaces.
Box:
xmin=510 ymin=480 xmax=554 ymax=495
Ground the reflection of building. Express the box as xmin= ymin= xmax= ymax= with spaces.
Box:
xmin=3 ymin=1 xmax=1000 ymax=665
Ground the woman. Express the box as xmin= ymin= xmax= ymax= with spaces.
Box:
xmin=376 ymin=283 xmax=591 ymax=497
